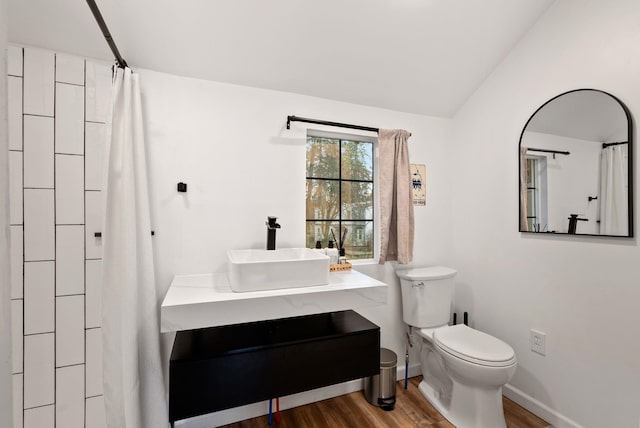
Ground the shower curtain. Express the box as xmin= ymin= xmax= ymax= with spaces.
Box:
xmin=599 ymin=144 xmax=628 ymax=235
xmin=102 ymin=67 xmax=169 ymax=428
xmin=378 ymin=129 xmax=414 ymax=264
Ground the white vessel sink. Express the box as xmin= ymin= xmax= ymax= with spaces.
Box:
xmin=228 ymin=248 xmax=330 ymax=292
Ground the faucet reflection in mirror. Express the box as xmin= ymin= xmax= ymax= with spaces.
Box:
xmin=519 ymin=89 xmax=633 ymax=237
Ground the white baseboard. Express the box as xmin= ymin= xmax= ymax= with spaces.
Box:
xmin=503 ymin=384 xmax=583 ymax=428
xmin=175 ymin=363 xmax=422 ymax=428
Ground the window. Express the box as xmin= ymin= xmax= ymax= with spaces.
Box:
xmin=525 ymin=156 xmax=548 ymax=231
xmin=306 ymin=133 xmax=375 ymax=260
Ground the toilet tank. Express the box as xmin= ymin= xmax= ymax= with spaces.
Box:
xmin=396 ymin=266 xmax=457 ymax=328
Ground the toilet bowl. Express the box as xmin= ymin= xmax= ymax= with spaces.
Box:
xmin=396 ymin=267 xmax=517 ymax=428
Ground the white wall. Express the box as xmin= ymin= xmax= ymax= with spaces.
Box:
xmin=450 ymin=0 xmax=640 ymax=427
xmin=1 ymin=0 xmax=14 ymax=426
xmin=138 ymin=68 xmax=454 ymax=420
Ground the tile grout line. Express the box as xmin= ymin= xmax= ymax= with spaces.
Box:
xmin=83 ymin=56 xmax=88 ymax=426
xmin=20 ymin=45 xmax=26 ymax=428
xmin=53 ymin=50 xmax=57 ymax=428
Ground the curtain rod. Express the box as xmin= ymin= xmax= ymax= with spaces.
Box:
xmin=85 ymin=0 xmax=128 ymax=69
xmin=287 ymin=115 xmax=379 ymax=133
xmin=602 ymin=141 xmax=628 ymax=148
xmin=527 ymin=147 xmax=570 ymax=156
xmin=286 ymin=115 xmax=412 ymax=136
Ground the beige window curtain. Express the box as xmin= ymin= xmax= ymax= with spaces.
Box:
xmin=378 ymin=129 xmax=414 ymax=264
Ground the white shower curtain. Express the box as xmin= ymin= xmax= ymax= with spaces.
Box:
xmin=599 ymin=144 xmax=628 ymax=235
xmin=102 ymin=67 xmax=169 ymax=428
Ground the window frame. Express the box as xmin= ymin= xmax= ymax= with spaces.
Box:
xmin=306 ymin=129 xmax=378 ymax=263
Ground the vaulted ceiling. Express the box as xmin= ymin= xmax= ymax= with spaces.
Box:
xmin=8 ymin=0 xmax=556 ymax=117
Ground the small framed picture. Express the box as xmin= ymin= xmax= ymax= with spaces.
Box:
xmin=411 ymin=163 xmax=426 ymax=206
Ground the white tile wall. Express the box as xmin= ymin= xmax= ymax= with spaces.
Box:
xmin=9 ymin=151 xmax=22 ymax=225
xmin=56 ymin=295 xmax=86 ymax=367
xmin=85 ymin=396 xmax=107 ymax=428
xmin=56 ymin=226 xmax=85 ymax=296
xmin=8 ymin=76 xmax=23 ymax=150
xmin=24 ymin=189 xmax=55 ymax=261
xmin=23 ymin=115 xmax=54 ymax=188
xmin=55 ymin=54 xmax=84 ymax=85
xmin=12 ymin=374 xmax=23 ymax=428
xmin=23 ymin=48 xmax=55 ymax=116
xmin=85 ymin=328 xmax=103 ymax=397
xmin=24 ymin=261 xmax=55 ymax=335
xmin=24 ymin=405 xmax=54 ymax=428
xmin=55 ymin=154 xmax=85 ymax=224
xmin=56 ymin=83 xmax=85 ymax=154
xmin=11 ymin=300 xmax=23 ymax=373
xmin=9 ymin=47 xmax=111 ymax=428
xmin=85 ymin=61 xmax=112 ymax=123
xmin=10 ymin=226 xmax=23 ymax=299
xmin=85 ymin=260 xmax=102 ymax=328
xmin=85 ymin=191 xmax=104 ymax=259
xmin=85 ymin=122 xmax=107 ymax=191
xmin=56 ymin=365 xmax=85 ymax=428
xmin=7 ymin=45 xmax=23 ymax=76
xmin=24 ymin=333 xmax=55 ymax=408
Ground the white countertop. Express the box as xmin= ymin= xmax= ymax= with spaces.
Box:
xmin=161 ymin=269 xmax=387 ymax=332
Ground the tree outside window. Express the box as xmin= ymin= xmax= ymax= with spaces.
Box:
xmin=306 ymin=135 xmax=374 ymax=259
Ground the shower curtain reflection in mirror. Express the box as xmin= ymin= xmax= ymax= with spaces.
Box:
xmin=599 ymin=144 xmax=628 ymax=235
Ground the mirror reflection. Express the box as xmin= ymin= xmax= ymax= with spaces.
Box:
xmin=519 ymin=89 xmax=633 ymax=237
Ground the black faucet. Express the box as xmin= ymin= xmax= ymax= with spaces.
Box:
xmin=567 ymin=214 xmax=588 ymax=234
xmin=266 ymin=216 xmax=281 ymax=250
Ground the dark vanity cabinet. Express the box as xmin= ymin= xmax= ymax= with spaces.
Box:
xmin=169 ymin=310 xmax=380 ymax=424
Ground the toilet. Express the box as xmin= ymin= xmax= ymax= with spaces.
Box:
xmin=396 ymin=267 xmax=517 ymax=428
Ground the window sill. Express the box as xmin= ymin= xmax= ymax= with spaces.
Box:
xmin=348 ymin=258 xmax=379 ymax=266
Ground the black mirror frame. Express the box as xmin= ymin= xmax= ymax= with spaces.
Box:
xmin=518 ymin=88 xmax=634 ymax=237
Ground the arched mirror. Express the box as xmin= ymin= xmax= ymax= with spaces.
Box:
xmin=519 ymin=89 xmax=633 ymax=237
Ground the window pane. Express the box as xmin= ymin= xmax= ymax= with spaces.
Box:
xmin=527 ymin=218 xmax=535 ymax=231
xmin=306 ymin=221 xmax=340 ymax=249
xmin=527 ymin=188 xmax=536 ymax=217
xmin=306 ymin=137 xmax=339 ymax=179
xmin=341 ymin=140 xmax=373 ymax=181
xmin=342 ymin=221 xmax=373 ymax=260
xmin=526 ymin=158 xmax=536 ymax=187
xmin=341 ymin=182 xmax=373 ymax=220
xmin=306 ymin=179 xmax=340 ymax=220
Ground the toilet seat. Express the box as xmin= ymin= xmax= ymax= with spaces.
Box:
xmin=433 ymin=324 xmax=516 ymax=367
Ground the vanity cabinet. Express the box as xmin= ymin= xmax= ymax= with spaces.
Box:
xmin=169 ymin=310 xmax=380 ymax=425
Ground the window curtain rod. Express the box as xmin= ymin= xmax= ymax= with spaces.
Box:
xmin=602 ymin=141 xmax=628 ymax=148
xmin=526 ymin=147 xmax=570 ymax=156
xmin=85 ymin=0 xmax=128 ymax=68
xmin=287 ymin=115 xmax=378 ymax=133
xmin=286 ymin=115 xmax=411 ymax=136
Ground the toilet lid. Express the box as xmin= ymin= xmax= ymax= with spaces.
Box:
xmin=396 ymin=266 xmax=457 ymax=280
xmin=433 ymin=324 xmax=516 ymax=367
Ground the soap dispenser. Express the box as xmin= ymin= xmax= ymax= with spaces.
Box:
xmin=326 ymin=240 xmax=339 ymax=264
xmin=314 ymin=240 xmax=326 ymax=255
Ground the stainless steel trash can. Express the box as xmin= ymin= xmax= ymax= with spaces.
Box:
xmin=364 ymin=348 xmax=397 ymax=411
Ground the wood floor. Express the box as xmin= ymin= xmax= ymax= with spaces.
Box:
xmin=221 ymin=377 xmax=549 ymax=428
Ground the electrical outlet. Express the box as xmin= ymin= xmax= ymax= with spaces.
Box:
xmin=530 ymin=329 xmax=546 ymax=355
